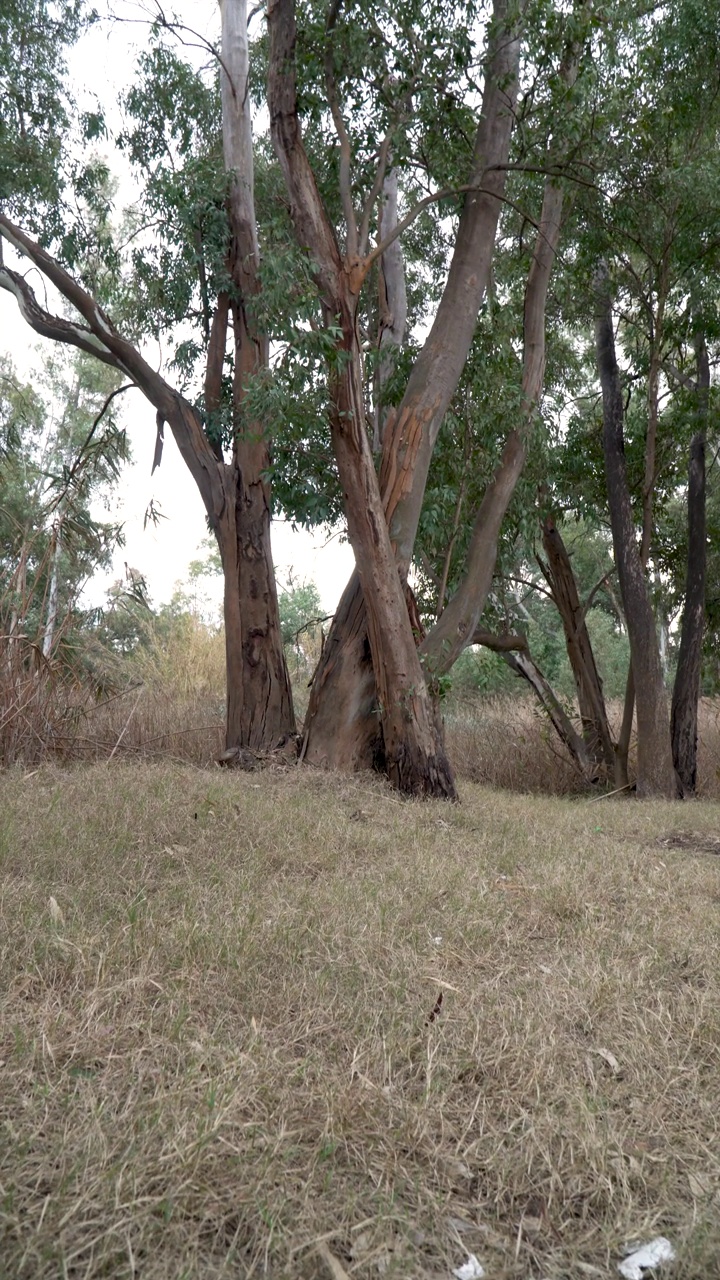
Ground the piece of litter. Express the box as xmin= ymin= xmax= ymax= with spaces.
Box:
xmin=432 ymin=935 xmax=443 ymax=945
xmin=48 ymin=896 xmax=64 ymax=925
xmin=592 ymin=1045 xmax=622 ymax=1075
xmin=617 ymin=1237 xmax=675 ymax=1279
xmin=452 ymin=1255 xmax=485 ymax=1280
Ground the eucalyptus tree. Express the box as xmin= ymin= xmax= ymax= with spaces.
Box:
xmin=0 ymin=0 xmax=296 ymax=755
xmin=267 ymin=0 xmax=603 ymax=793
xmin=0 ymin=352 xmax=127 ymax=661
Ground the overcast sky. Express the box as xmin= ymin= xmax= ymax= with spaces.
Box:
xmin=0 ymin=0 xmax=355 ymax=614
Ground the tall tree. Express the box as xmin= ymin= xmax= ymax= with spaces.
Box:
xmin=594 ymin=264 xmax=677 ymax=799
xmin=268 ymin=0 xmax=462 ymax=796
xmin=671 ymin=331 xmax=709 ymax=795
xmin=292 ymin=0 xmax=523 ymax=777
xmin=0 ymin=0 xmax=296 ymax=753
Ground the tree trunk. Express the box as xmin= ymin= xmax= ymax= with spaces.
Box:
xmin=594 ymin=264 xmax=676 ymax=798
xmin=373 ymin=167 xmax=407 ymax=452
xmin=42 ymin=521 xmax=61 ymax=660
xmin=219 ymin=0 xmax=296 ymax=750
xmin=539 ymin=515 xmax=615 ymax=775
xmin=330 ymin=341 xmax=457 ymax=796
xmin=298 ymin=0 xmax=521 ymax=769
xmin=268 ymin=0 xmax=456 ymax=797
xmin=671 ymin=331 xmax=708 ymax=795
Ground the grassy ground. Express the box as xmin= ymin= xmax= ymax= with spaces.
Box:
xmin=1 ymin=762 xmax=719 ymax=1279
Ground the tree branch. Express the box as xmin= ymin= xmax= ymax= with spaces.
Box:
xmin=358 ymin=127 xmax=394 ymax=258
xmin=324 ymin=0 xmax=358 ymax=257
xmin=47 ymin=383 xmax=133 ymax=514
xmin=0 ymin=214 xmax=224 ymax=520
xmin=0 ymin=264 xmax=121 ymax=369
xmin=361 ymin=183 xmax=541 ymax=284
xmin=473 ymin=628 xmax=528 ymax=652
xmin=268 ymin=0 xmax=345 ymax=309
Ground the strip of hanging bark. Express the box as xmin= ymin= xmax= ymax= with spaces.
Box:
xmin=204 ymin=292 xmax=229 ymax=462
xmin=540 ymin=514 xmax=616 ymax=775
xmin=671 ymin=329 xmax=708 ymax=795
xmin=594 ymin=263 xmax=677 ymax=799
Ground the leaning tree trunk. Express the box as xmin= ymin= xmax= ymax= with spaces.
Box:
xmin=268 ymin=0 xmax=456 ymax=797
xmin=594 ymin=264 xmax=676 ymax=798
xmin=539 ymin=514 xmax=616 ymax=775
xmin=671 ymin=331 xmax=708 ymax=795
xmin=301 ymin=0 xmax=522 ymax=767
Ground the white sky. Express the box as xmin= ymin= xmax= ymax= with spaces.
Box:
xmin=0 ymin=0 xmax=355 ymax=615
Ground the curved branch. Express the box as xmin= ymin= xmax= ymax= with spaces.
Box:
xmin=361 ymin=183 xmax=540 ymax=284
xmin=0 ymin=264 xmax=120 ymax=368
xmin=0 ymin=214 xmax=224 ymax=521
xmin=358 ymin=127 xmax=394 ymax=258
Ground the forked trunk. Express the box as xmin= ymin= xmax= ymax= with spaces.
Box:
xmin=301 ymin=0 xmax=521 ymax=767
xmin=594 ymin=265 xmax=676 ymax=799
xmin=268 ymin=0 xmax=456 ymax=796
xmin=671 ymin=332 xmax=708 ymax=795
xmin=329 ymin=340 xmax=456 ymax=796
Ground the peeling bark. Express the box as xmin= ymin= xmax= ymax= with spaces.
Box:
xmin=268 ymin=0 xmax=456 ymax=797
xmin=302 ymin=0 xmax=521 ymax=768
xmin=373 ymin=168 xmax=407 ymax=452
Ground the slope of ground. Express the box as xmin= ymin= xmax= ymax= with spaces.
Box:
xmin=1 ymin=763 xmax=719 ymax=1278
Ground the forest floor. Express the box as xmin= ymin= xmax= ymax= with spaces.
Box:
xmin=1 ymin=761 xmax=719 ymax=1279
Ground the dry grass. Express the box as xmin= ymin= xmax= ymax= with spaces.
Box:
xmin=445 ymin=695 xmax=720 ymax=799
xmin=2 ymin=762 xmax=720 ymax=1278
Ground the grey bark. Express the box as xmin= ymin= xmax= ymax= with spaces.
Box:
xmin=594 ymin=264 xmax=676 ymax=798
xmin=373 ymin=168 xmax=408 ymax=451
xmin=671 ymin=330 xmax=708 ymax=795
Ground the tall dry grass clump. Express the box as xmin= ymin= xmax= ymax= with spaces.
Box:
xmin=1 ymin=764 xmax=720 ymax=1277
xmin=0 ymin=607 xmax=226 ymax=768
xmin=445 ymin=693 xmax=720 ymax=799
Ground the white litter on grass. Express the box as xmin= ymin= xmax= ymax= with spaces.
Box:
xmin=48 ymin=896 xmax=64 ymax=925
xmin=617 ymin=1237 xmax=676 ymax=1279
xmin=452 ymin=1255 xmax=485 ymax=1280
